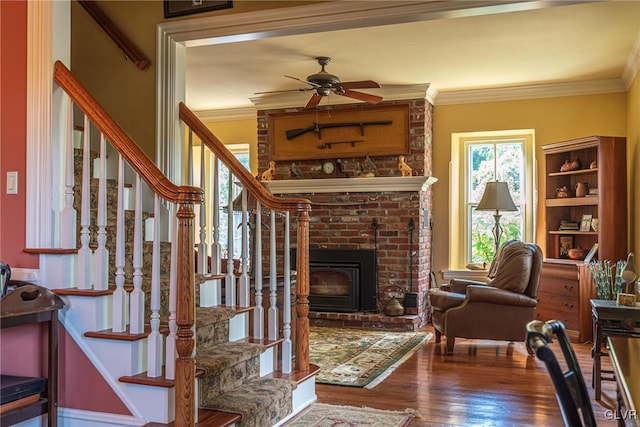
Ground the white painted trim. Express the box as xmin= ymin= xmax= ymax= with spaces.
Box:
xmin=58 ymin=407 xmax=146 ymax=427
xmin=265 ymin=176 xmax=437 ymax=194
xmin=434 ymin=78 xmax=627 ymax=106
xmin=156 ymin=1 xmax=571 ymax=175
xmin=26 ymin=0 xmax=70 ymax=248
xmin=195 ymin=107 xmax=256 ymax=122
xmin=441 ymin=269 xmax=489 ymax=283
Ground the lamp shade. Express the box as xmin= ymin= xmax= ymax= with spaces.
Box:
xmin=476 ymin=181 xmax=517 ymax=212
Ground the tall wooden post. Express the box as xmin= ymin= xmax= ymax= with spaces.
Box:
xmin=174 ymin=190 xmax=199 ymax=427
xmin=295 ymin=210 xmax=310 ymax=371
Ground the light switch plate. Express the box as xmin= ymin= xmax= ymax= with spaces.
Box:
xmin=6 ymin=171 xmax=18 ymax=194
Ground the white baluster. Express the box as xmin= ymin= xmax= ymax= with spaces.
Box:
xmin=253 ymin=202 xmax=264 ymax=339
xmin=211 ymin=156 xmax=221 ymax=276
xmin=225 ymin=175 xmax=235 ymax=307
xmin=92 ymin=133 xmax=109 ymax=290
xmin=112 ymin=154 xmax=126 ymax=332
xmin=268 ymin=210 xmax=278 ymax=341
xmin=77 ymin=115 xmax=92 ymax=289
xmin=165 ymin=203 xmax=178 ymax=380
xmin=197 ymin=142 xmax=207 ymax=274
xmin=282 ymin=211 xmax=292 ymax=373
xmin=147 ymin=194 xmax=163 ymax=377
xmin=60 ymin=99 xmax=76 ymax=249
xmin=238 ymin=188 xmax=250 ymax=307
xmin=129 ymin=174 xmax=144 ymax=334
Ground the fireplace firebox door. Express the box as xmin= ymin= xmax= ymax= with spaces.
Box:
xmin=309 ymin=263 xmax=359 ymax=312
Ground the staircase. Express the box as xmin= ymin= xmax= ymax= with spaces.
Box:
xmin=24 ymin=61 xmax=316 ymax=426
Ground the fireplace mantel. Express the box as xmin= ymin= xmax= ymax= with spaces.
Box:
xmin=264 ymin=176 xmax=437 ymax=194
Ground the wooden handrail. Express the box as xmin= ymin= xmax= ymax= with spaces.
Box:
xmin=78 ymin=0 xmax=150 ymax=71
xmin=178 ymin=103 xmax=311 ymax=213
xmin=53 ymin=61 xmax=202 ymax=204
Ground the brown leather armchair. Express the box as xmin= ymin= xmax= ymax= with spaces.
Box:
xmin=429 ymin=240 xmax=543 ymax=354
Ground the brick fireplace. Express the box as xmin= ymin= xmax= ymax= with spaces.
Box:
xmin=257 ymin=96 xmax=434 ymax=331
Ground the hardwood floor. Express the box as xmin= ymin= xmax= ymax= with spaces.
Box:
xmin=315 ymin=325 xmax=619 ymax=426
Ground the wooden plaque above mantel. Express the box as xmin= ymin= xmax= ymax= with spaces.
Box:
xmin=268 ymin=103 xmax=409 ymax=161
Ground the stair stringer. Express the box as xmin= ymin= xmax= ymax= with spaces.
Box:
xmin=58 ymin=293 xmax=175 ymax=424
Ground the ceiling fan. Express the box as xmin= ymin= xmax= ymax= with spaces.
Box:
xmin=256 ymin=56 xmax=383 ymax=108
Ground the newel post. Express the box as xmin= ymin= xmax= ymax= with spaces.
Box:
xmin=174 ymin=188 xmax=202 ymax=427
xmin=295 ymin=209 xmax=310 ymax=371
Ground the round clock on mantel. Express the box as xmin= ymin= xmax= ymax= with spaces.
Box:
xmin=322 ymin=161 xmax=335 ymax=175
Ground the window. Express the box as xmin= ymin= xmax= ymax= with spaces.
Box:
xmin=217 ymin=145 xmax=250 ymax=259
xmin=449 ymin=131 xmax=536 ymax=269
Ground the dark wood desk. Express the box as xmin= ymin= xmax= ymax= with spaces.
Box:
xmin=608 ymin=336 xmax=639 ymax=427
xmin=590 ymin=300 xmax=640 ymax=400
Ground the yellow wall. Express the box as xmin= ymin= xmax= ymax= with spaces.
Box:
xmin=627 ymin=72 xmax=639 ymax=257
xmin=204 ymin=120 xmax=259 ymax=175
xmin=71 ymin=1 xmax=323 ymax=158
xmin=432 ymin=93 xmax=628 ymax=280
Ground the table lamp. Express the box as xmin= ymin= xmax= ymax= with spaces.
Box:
xmin=476 ymin=181 xmax=518 ymax=256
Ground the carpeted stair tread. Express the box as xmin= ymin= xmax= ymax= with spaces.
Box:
xmin=196 ymin=342 xmax=265 ymax=375
xmin=196 ymin=306 xmax=236 ymax=327
xmin=200 ymin=377 xmax=297 ymax=427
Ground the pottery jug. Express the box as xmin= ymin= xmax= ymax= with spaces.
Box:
xmin=575 ymin=182 xmax=590 ymax=197
xmin=571 ymin=157 xmax=582 ymax=170
xmin=383 ymin=297 xmax=405 ymax=317
xmin=556 ymin=186 xmax=569 ymax=198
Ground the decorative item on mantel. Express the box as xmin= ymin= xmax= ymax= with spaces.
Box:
xmin=588 ymin=255 xmax=638 ymax=305
xmin=290 ymin=163 xmax=303 ymax=179
xmin=356 ymin=154 xmax=378 ymax=177
xmin=260 ymin=160 xmax=276 ymax=181
xmin=398 ymin=155 xmax=413 ymax=176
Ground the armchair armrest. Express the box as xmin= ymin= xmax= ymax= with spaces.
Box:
xmin=466 ymin=285 xmax=537 ymax=307
xmin=447 ymin=278 xmax=487 ymax=294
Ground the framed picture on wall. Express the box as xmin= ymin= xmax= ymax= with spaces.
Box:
xmin=164 ymin=1 xmax=232 ymax=19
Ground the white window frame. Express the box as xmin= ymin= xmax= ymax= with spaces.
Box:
xmin=448 ymin=130 xmax=537 ymax=271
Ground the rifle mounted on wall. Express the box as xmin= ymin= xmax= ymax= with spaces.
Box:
xmin=285 ymin=120 xmax=392 ymax=140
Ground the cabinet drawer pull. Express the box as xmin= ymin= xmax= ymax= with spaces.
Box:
xmin=564 ymin=302 xmax=574 ymax=309
xmin=564 ymin=284 xmax=574 ymax=292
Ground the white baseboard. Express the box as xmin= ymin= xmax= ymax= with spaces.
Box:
xmin=59 ymin=407 xmax=147 ymax=426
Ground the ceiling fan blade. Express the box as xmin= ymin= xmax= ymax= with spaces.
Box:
xmin=305 ymin=93 xmax=323 ymax=108
xmin=338 ymin=80 xmax=381 ymax=90
xmin=285 ymin=75 xmax=321 ymax=88
xmin=340 ymin=89 xmax=383 ymax=104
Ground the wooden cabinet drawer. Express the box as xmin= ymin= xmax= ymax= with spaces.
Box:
xmin=536 ymin=292 xmax=580 ymax=330
xmin=538 ymin=277 xmax=579 ymax=298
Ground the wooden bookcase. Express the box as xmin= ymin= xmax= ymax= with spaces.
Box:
xmin=536 ymin=136 xmax=627 ymax=342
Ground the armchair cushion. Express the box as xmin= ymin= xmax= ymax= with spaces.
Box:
xmin=429 ymin=289 xmax=466 ymax=312
xmin=448 ymin=278 xmax=486 ymax=294
xmin=466 ymin=285 xmax=537 ymax=307
xmin=487 ymin=241 xmax=534 ymax=294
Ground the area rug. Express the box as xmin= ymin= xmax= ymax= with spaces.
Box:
xmin=283 ymin=403 xmax=415 ymax=427
xmin=309 ymin=326 xmax=431 ymax=388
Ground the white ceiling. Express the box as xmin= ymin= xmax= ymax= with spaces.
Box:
xmin=184 ymin=1 xmax=640 ymax=116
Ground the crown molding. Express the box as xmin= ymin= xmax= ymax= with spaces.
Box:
xmin=433 ymin=78 xmax=627 ymax=106
xmin=194 ymin=107 xmax=256 ymax=122
xmin=622 ymin=30 xmax=640 ymax=88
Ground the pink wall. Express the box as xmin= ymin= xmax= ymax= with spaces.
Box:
xmin=0 ymin=2 xmax=129 ymax=418
xmin=0 ymin=0 xmax=38 ymax=269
